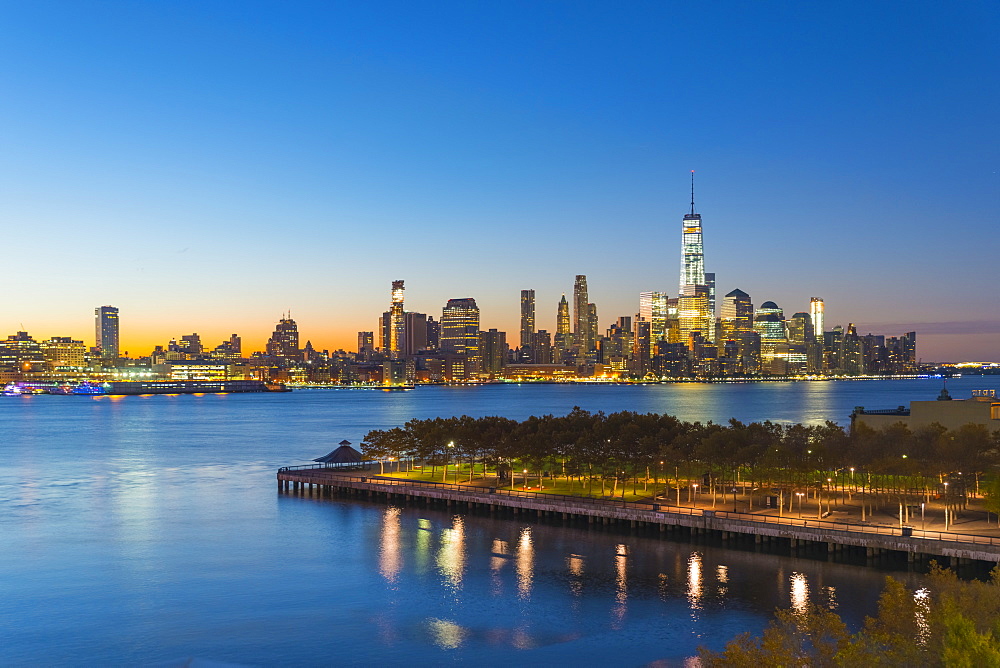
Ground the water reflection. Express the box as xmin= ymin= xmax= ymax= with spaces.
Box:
xmin=567 ymin=554 xmax=585 ymax=599
xmin=379 ymin=507 xmax=402 ymax=584
xmin=686 ymin=552 xmax=703 ymax=611
xmin=415 ymin=518 xmax=432 ymax=574
xmin=716 ymin=564 xmax=729 ymax=598
xmin=613 ymin=544 xmax=628 ymax=627
xmin=515 ymin=527 xmax=533 ymax=600
xmin=790 ymin=572 xmax=809 ymax=614
xmin=825 ymin=585 xmax=839 ymax=610
xmin=427 ymin=617 xmax=468 ymax=649
xmin=491 ymin=539 xmax=508 ymax=596
xmin=436 ymin=515 xmax=465 ymax=592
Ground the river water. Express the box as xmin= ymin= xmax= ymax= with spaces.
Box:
xmin=2 ymin=377 xmax=998 ymax=666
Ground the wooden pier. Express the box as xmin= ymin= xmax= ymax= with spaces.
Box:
xmin=277 ymin=466 xmax=1000 ymax=567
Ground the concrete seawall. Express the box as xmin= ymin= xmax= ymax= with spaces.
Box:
xmin=278 ymin=468 xmax=1000 ymax=566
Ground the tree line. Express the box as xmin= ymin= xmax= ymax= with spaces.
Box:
xmin=361 ymin=408 xmax=1000 ymax=512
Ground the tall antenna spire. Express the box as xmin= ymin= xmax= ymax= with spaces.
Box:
xmin=690 ymin=170 xmax=696 ymax=215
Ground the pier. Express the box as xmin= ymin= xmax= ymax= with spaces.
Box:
xmin=278 ymin=465 xmax=1000 ymax=567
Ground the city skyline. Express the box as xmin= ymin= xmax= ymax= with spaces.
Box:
xmin=2 ymin=3 xmax=997 ymax=360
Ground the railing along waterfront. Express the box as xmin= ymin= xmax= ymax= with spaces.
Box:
xmin=277 ymin=466 xmax=1000 ymax=548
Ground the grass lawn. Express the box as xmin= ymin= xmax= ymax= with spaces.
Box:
xmin=372 ymin=464 xmax=679 ymax=502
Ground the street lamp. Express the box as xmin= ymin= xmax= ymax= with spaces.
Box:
xmin=523 ymin=469 xmax=528 ymax=490
xmin=690 ymin=483 xmax=699 ymax=505
xmin=796 ymin=492 xmax=804 ymax=518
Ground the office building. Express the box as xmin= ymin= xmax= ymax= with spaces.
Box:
xmin=573 ymin=275 xmax=593 ymax=353
xmin=404 ymin=312 xmax=428 ymax=356
xmin=639 ymin=291 xmax=669 ymax=341
xmin=479 ymin=329 xmax=507 ymax=376
xmin=809 ymin=297 xmax=825 ymax=338
xmin=719 ymin=289 xmax=753 ymax=340
xmin=440 ymin=298 xmax=480 ymax=357
xmin=95 ymin=306 xmax=120 ymax=360
xmin=388 ymin=280 xmax=405 ymax=358
xmin=266 ymin=314 xmax=300 ymax=361
xmin=520 ymin=290 xmax=535 ymax=348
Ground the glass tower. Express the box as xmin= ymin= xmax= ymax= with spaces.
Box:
xmin=441 ymin=298 xmax=480 ymax=356
xmin=389 ymin=280 xmax=405 ymax=358
xmin=94 ymin=305 xmax=119 ymax=359
xmin=520 ymin=289 xmax=535 ymax=348
xmin=809 ymin=297 xmax=825 ymax=338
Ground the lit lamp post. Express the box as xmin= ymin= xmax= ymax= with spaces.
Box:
xmin=921 ymin=502 xmax=926 ymax=530
xmin=691 ymin=483 xmax=698 ymax=506
xmin=523 ymin=469 xmax=528 ymax=490
xmin=796 ymin=492 xmax=804 ymax=518
xmin=944 ymin=482 xmax=950 ymax=530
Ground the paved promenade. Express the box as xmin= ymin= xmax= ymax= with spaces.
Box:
xmin=278 ymin=464 xmax=1000 ymax=565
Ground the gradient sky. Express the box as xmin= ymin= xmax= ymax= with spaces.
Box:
xmin=2 ymin=1 xmax=997 ymax=361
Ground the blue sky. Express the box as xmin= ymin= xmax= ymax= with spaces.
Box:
xmin=1 ymin=1 xmax=997 ymax=360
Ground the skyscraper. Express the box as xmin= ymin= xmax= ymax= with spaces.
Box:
xmin=94 ymin=305 xmax=119 ymax=359
xmin=556 ymin=294 xmax=571 ymax=337
xmin=680 ymin=173 xmax=705 ymax=291
xmin=720 ymin=289 xmax=753 ymax=339
xmin=809 ymin=297 xmax=825 ymax=338
xmin=520 ymin=289 xmax=535 ymax=348
xmin=678 ymin=172 xmax=712 ymax=339
xmin=440 ymin=298 xmax=480 ymax=357
xmin=388 ymin=280 xmax=405 ymax=358
xmin=573 ymin=275 xmax=590 ymax=351
xmin=639 ymin=291 xmax=669 ymax=341
xmin=266 ymin=314 xmax=300 ymax=360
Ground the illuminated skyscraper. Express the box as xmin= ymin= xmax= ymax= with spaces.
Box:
xmin=680 ymin=173 xmax=705 ymax=291
xmin=388 ymin=280 xmax=405 ymax=358
xmin=639 ymin=291 xmax=669 ymax=341
xmin=520 ymin=289 xmax=535 ymax=348
xmin=556 ymin=294 xmax=571 ymax=337
xmin=266 ymin=314 xmax=300 ymax=360
xmin=809 ymin=297 xmax=825 ymax=338
xmin=441 ymin=298 xmax=480 ymax=357
xmin=94 ymin=305 xmax=119 ymax=359
xmin=720 ymin=289 xmax=753 ymax=339
xmin=678 ymin=172 xmax=712 ymax=338
xmin=573 ymin=275 xmax=591 ymax=351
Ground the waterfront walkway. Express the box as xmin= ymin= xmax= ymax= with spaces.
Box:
xmin=277 ymin=464 xmax=1000 ymax=567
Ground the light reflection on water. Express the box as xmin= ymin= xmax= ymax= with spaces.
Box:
xmin=515 ymin=526 xmax=533 ymax=600
xmin=3 ymin=381 xmax=982 ymax=665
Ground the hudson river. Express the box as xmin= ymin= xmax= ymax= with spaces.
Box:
xmin=3 ymin=377 xmax=998 ymax=666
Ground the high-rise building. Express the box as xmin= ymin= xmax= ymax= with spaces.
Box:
xmin=95 ymin=306 xmax=120 ymax=359
xmin=41 ymin=337 xmax=87 ymax=371
xmin=753 ymin=302 xmax=786 ymax=341
xmin=809 ymin=297 xmax=825 ymax=338
xmin=388 ymin=280 xmax=405 ymax=358
xmin=680 ymin=173 xmax=705 ymax=291
xmin=556 ymin=294 xmax=571 ymax=338
xmin=403 ymin=312 xmax=428 ymax=356
xmin=520 ymin=290 xmax=535 ymax=348
xmin=266 ymin=315 xmax=300 ymax=360
xmin=440 ymin=298 xmax=480 ymax=357
xmin=678 ymin=173 xmax=712 ymax=339
xmin=531 ymin=330 xmax=552 ymax=364
xmin=787 ymin=312 xmax=814 ymax=344
xmin=720 ymin=289 xmax=753 ymax=340
xmin=357 ymin=331 xmax=374 ymax=355
xmin=639 ymin=291 xmax=669 ymax=341
xmin=426 ymin=317 xmax=440 ymax=350
xmin=573 ymin=275 xmax=591 ymax=352
xmin=478 ymin=329 xmax=507 ymax=375
xmin=678 ymin=286 xmax=711 ymax=344
xmin=705 ymin=272 xmax=716 ymax=317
